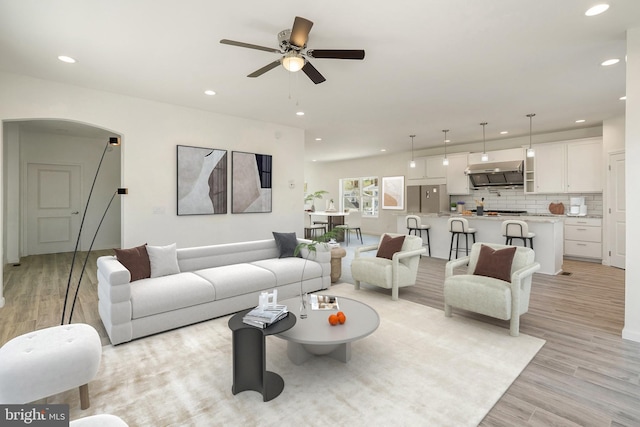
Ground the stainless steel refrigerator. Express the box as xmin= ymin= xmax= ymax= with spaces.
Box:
xmin=407 ymin=184 xmax=449 ymax=214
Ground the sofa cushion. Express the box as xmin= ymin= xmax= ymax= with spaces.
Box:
xmin=350 ymin=257 xmax=412 ymax=290
xmin=147 ymin=243 xmax=181 ymax=278
xmin=251 ymin=257 xmax=322 ymax=285
xmin=376 ymin=234 xmax=406 ymax=260
xmin=130 ymin=272 xmax=215 ymax=319
xmin=194 ymin=263 xmax=277 ymax=300
xmin=113 ymin=244 xmax=151 ymax=282
xmin=444 ymin=274 xmax=512 ymax=320
xmin=473 ymin=244 xmax=517 ymax=283
xmin=272 ymin=232 xmax=301 ymax=258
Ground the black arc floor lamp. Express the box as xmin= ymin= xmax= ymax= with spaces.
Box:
xmin=67 ymin=187 xmax=128 ymax=324
xmin=60 ymin=136 xmax=121 ymax=325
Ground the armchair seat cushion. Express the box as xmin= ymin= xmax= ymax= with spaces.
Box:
xmin=350 ymin=257 xmax=412 ymax=290
xmin=444 ymin=274 xmax=512 ymax=320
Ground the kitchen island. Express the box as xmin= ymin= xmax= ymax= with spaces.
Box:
xmin=397 ymin=214 xmax=563 ymax=275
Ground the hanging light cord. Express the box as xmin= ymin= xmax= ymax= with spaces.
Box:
xmin=481 ymin=122 xmax=487 ymax=153
xmin=410 ymin=134 xmax=415 ymax=160
xmin=443 ymin=130 xmax=448 ymax=157
xmin=527 ymin=113 xmax=536 ymax=149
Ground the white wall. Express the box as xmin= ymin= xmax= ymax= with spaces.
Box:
xmin=0 ymin=71 xmax=306 ymax=306
xmin=17 ymin=129 xmax=122 ymax=254
xmin=623 ymin=28 xmax=640 ymax=342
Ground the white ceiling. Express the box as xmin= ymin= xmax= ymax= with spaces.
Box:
xmin=1 ymin=1 xmax=638 ymax=162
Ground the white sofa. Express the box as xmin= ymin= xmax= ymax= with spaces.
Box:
xmin=98 ymin=238 xmax=330 ymax=345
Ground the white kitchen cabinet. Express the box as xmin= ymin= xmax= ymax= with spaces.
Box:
xmin=467 ymin=148 xmax=523 ymax=165
xmin=532 ymin=143 xmax=565 ymax=193
xmin=566 ymin=139 xmax=602 ymax=192
xmin=564 ymin=217 xmax=602 ymax=260
xmin=445 ymin=152 xmax=469 ymax=195
xmin=527 ymin=137 xmax=602 ymax=194
xmin=425 ymin=156 xmax=446 ymax=178
xmin=407 ymin=157 xmax=426 ymax=180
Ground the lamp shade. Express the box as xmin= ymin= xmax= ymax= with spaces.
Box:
xmin=282 ymin=52 xmax=305 ymax=72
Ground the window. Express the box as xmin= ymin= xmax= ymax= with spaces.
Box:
xmin=340 ymin=176 xmax=379 ymax=218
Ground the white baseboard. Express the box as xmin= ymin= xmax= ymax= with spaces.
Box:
xmin=622 ymin=326 xmax=640 ymax=343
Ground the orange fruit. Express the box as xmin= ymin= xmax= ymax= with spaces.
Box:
xmin=336 ymin=311 xmax=346 ymax=324
xmin=328 ymin=314 xmax=339 ymax=326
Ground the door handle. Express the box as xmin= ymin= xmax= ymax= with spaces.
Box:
xmin=71 ymin=211 xmax=79 ymax=215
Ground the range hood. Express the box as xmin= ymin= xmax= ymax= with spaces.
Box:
xmin=465 ymin=160 xmax=524 ymax=188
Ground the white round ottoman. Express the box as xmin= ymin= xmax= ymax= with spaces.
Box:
xmin=70 ymin=414 xmax=128 ymax=426
xmin=0 ymin=323 xmax=101 ymax=409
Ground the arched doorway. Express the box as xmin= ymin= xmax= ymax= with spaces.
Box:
xmin=3 ymin=119 xmax=122 ymax=263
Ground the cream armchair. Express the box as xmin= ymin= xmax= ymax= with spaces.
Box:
xmin=351 ymin=233 xmax=426 ymax=300
xmin=444 ymin=242 xmax=540 ymax=336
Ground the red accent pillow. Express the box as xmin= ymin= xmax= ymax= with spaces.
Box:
xmin=114 ymin=244 xmax=151 ymax=282
xmin=376 ymin=234 xmax=406 ymax=260
xmin=473 ymin=244 xmax=517 ymax=282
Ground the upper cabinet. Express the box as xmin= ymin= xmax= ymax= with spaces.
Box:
xmin=525 ymin=137 xmax=602 ymax=194
xmin=407 ymin=155 xmax=446 ymax=184
xmin=406 ymin=157 xmax=426 ymax=180
xmin=425 ymin=156 xmax=446 ymax=178
xmin=467 ymin=148 xmax=523 ymax=164
xmin=445 ymin=152 xmax=470 ymax=195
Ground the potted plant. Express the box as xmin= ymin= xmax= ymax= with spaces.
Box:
xmin=294 ymin=228 xmax=339 ymax=319
xmin=304 ymin=190 xmax=329 ymax=212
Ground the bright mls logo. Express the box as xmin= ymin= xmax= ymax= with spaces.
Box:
xmin=1 ymin=405 xmax=68 ymax=426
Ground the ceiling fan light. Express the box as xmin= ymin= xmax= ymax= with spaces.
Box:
xmin=282 ymin=52 xmax=305 ymax=72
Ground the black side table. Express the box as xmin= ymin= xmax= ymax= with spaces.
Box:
xmin=228 ymin=309 xmax=296 ymax=402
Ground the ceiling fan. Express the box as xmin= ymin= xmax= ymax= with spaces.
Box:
xmin=220 ymin=16 xmax=365 ymax=84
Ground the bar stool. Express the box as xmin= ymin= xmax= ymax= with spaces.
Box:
xmin=502 ymin=220 xmax=535 ymax=249
xmin=406 ymin=215 xmax=431 ymax=256
xmin=448 ymin=217 xmax=476 ymax=260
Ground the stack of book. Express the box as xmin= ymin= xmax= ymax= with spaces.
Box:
xmin=242 ymin=304 xmax=289 ymax=328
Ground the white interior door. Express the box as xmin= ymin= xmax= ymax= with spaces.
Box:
xmin=26 ymin=163 xmax=82 ymax=255
xmin=608 ymin=152 xmax=625 ymax=269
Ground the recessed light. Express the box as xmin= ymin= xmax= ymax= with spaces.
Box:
xmin=315 ymin=137 xmax=322 ymax=141
xmin=575 ymin=119 xmax=586 ymax=123
xmin=312 ymin=159 xmax=317 ymax=162
xmin=445 ymin=139 xmax=450 ymax=143
xmin=380 ymin=149 xmax=386 ymax=152
xmin=601 ymin=58 xmax=620 ymax=66
xmin=296 ymin=111 xmax=305 ymax=116
xmin=500 ymin=131 xmax=508 ymax=135
xmin=204 ymin=90 xmax=216 ymax=96
xmin=585 ymin=4 xmax=609 ymax=16
xmin=620 ymin=96 xmax=627 ymax=100
xmin=58 ymin=55 xmax=76 ymax=63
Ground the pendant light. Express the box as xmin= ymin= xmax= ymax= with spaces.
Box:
xmin=526 ymin=113 xmax=536 ymax=158
xmin=442 ymin=130 xmax=449 ymax=166
xmin=409 ymin=134 xmax=416 ymax=168
xmin=480 ymin=122 xmax=489 ymax=162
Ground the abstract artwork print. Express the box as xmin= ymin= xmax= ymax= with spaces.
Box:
xmin=232 ymin=151 xmax=272 ymax=213
xmin=177 ymin=145 xmax=227 ymax=215
xmin=381 ymin=175 xmax=405 ymax=210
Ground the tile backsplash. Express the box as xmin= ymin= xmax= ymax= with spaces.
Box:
xmin=451 ymin=189 xmax=603 ymax=216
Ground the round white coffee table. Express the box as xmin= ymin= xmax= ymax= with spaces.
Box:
xmin=276 ymin=296 xmax=379 ymax=365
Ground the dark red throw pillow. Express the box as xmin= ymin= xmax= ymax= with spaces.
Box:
xmin=376 ymin=234 xmax=406 ymax=260
xmin=473 ymin=244 xmax=517 ymax=282
xmin=114 ymin=244 xmax=151 ymax=282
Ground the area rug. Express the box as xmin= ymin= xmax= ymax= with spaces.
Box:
xmin=61 ymin=284 xmax=545 ymax=426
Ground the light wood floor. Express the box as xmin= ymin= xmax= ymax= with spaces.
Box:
xmin=2 ymin=251 xmax=640 ymax=426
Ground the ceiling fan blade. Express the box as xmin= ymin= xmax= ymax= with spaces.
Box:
xmin=302 ymin=61 xmax=326 ymax=84
xmin=220 ymin=39 xmax=281 ymax=54
xmin=248 ymin=60 xmax=282 ymax=78
xmin=307 ymin=49 xmax=365 ymax=60
xmin=290 ymin=16 xmax=313 ymax=48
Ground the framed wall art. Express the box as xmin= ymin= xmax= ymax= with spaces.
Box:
xmin=177 ymin=145 xmax=227 ymax=215
xmin=381 ymin=175 xmax=405 ymax=210
xmin=232 ymin=151 xmax=272 ymax=213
